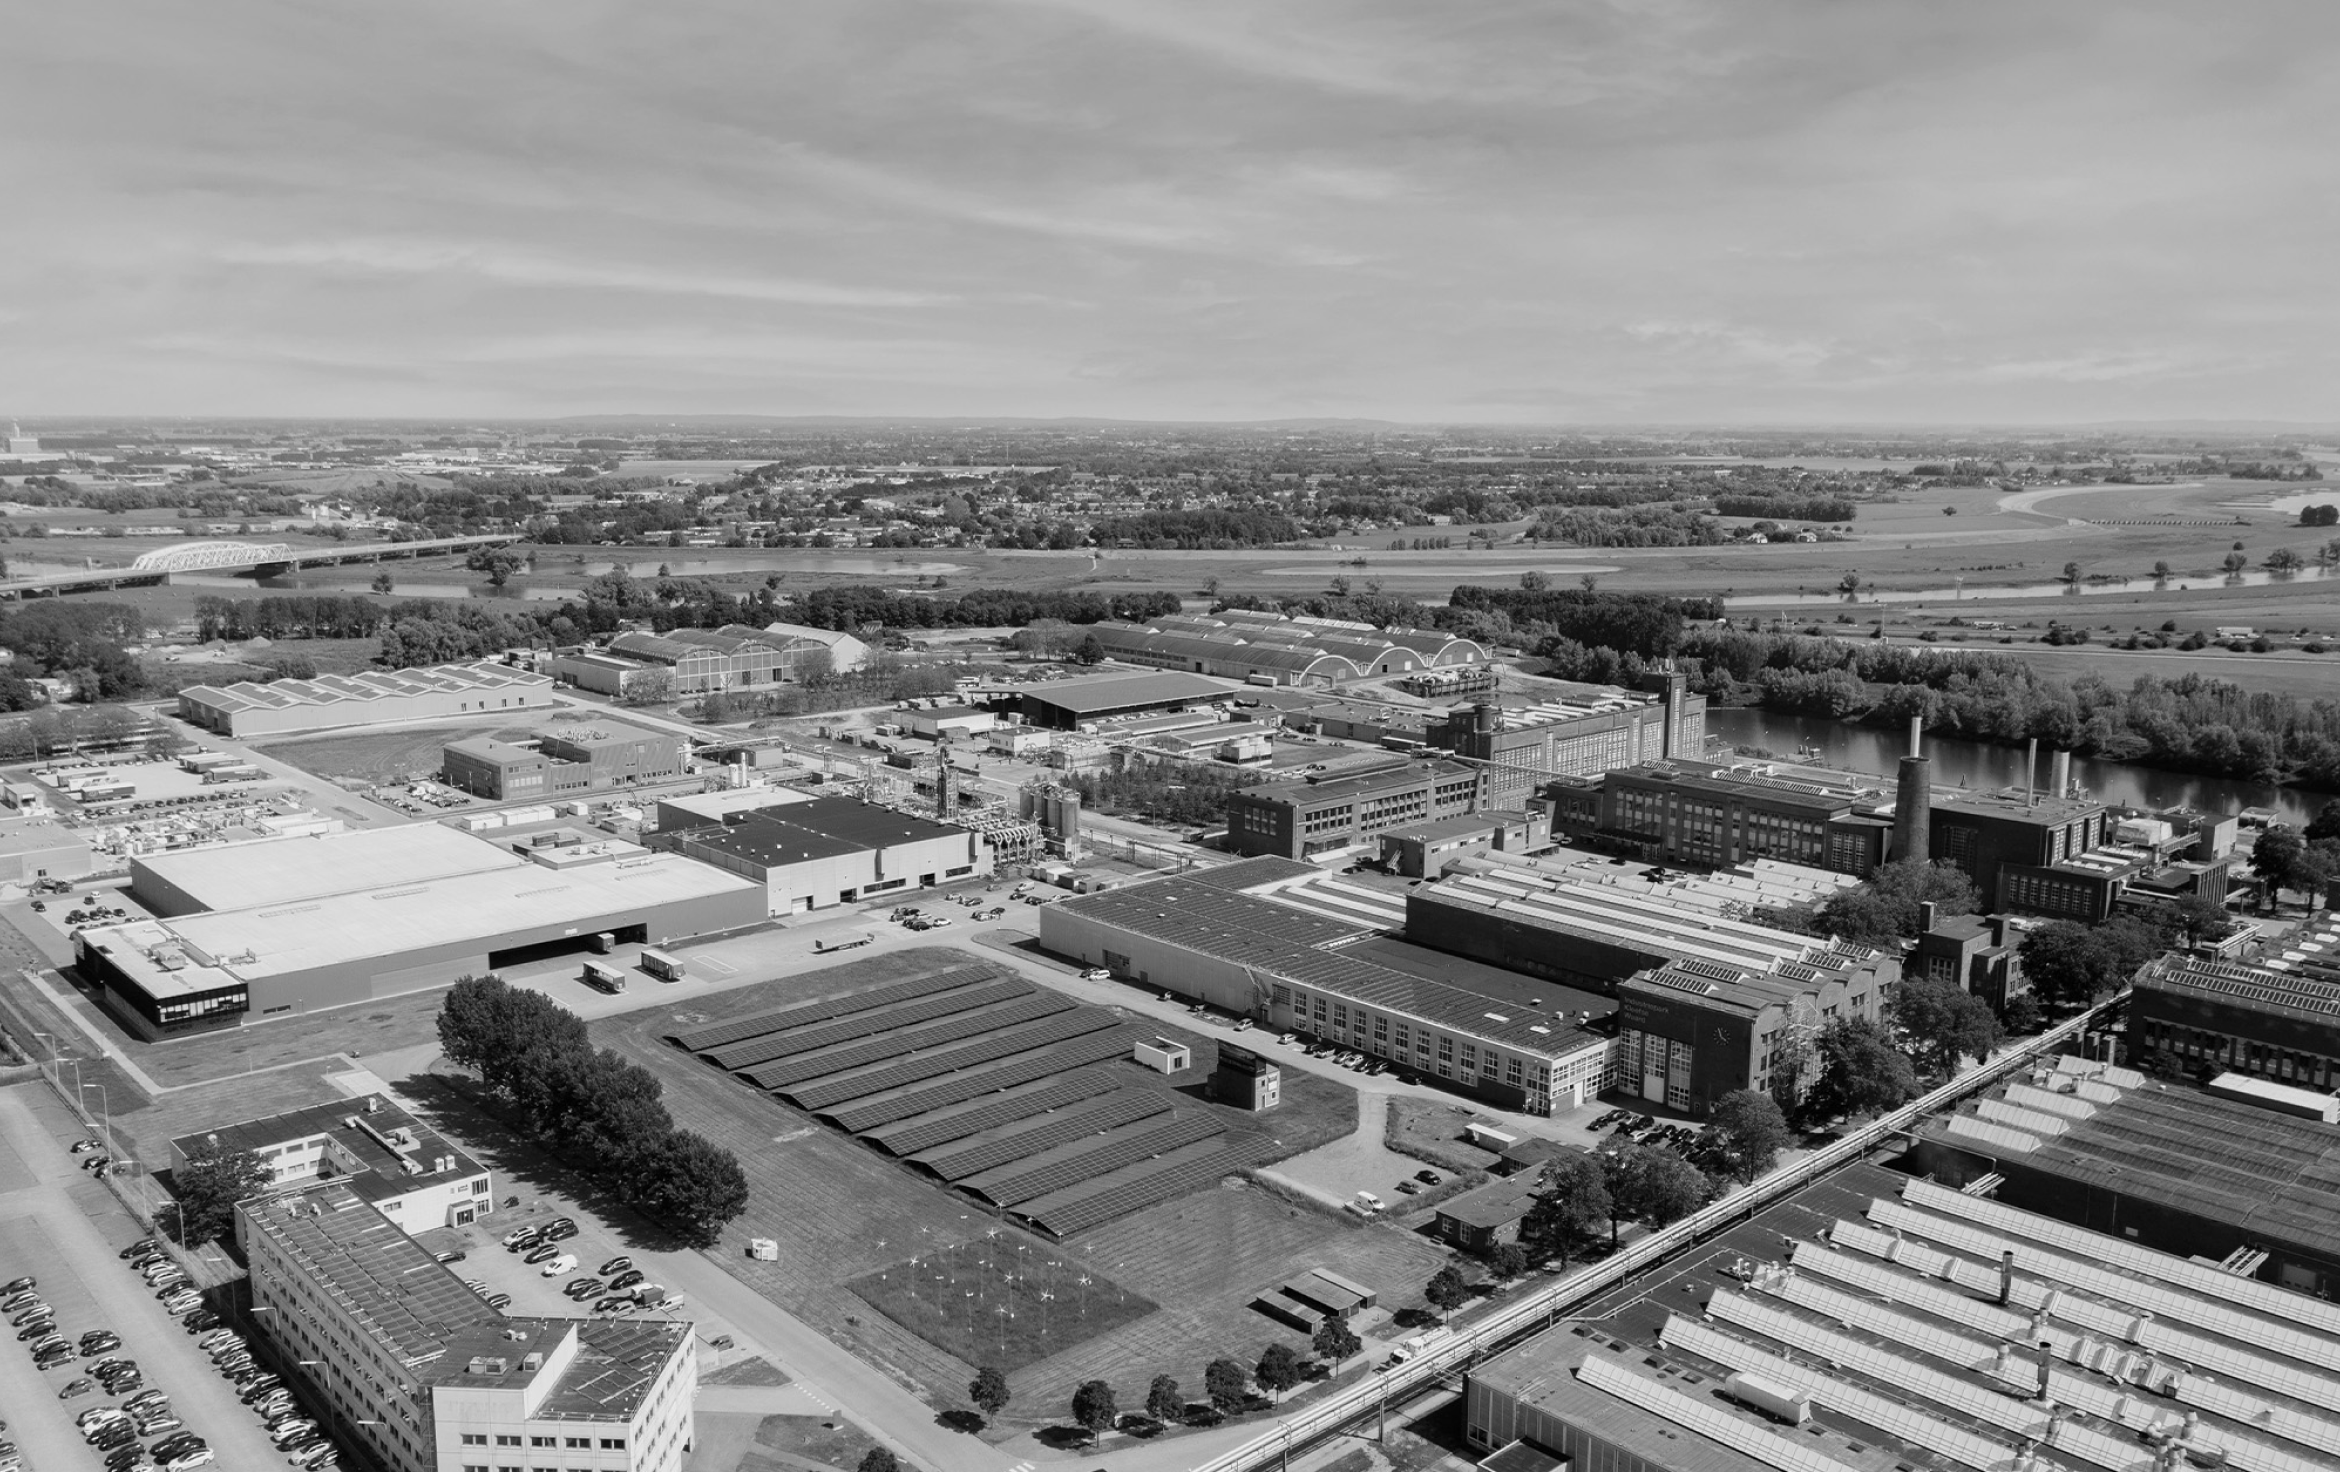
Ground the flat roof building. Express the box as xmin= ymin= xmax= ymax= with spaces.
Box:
xmin=1615 ymin=944 xmax=1894 ymax=1117
xmin=1225 ymin=756 xmax=1485 ymax=862
xmin=240 ymin=1182 xmax=695 ymax=1472
xmin=177 ymin=659 xmax=556 ymax=737
xmin=1017 ymin=669 xmax=1240 ymax=730
xmin=442 ymin=723 xmax=688 ymax=801
xmin=78 ymin=828 xmax=763 ymax=1037
xmin=1576 ymin=759 xmax=1896 ymax=876
xmin=171 ymin=1093 xmax=493 ymax=1234
xmin=2130 ymin=916 xmax=2340 ymax=1090
xmin=653 ymin=793 xmax=990 ymax=913
xmin=1089 ymin=611 xmax=1489 ymax=689
xmin=1426 ymin=671 xmax=1704 ymax=808
xmin=131 ymin=820 xmax=527 ymax=916
xmin=551 ymin=625 xmax=838 ymax=697
xmin=1041 ymin=858 xmax=1610 ymax=1115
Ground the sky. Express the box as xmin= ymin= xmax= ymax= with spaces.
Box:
xmin=5 ymin=0 xmax=2337 ymax=425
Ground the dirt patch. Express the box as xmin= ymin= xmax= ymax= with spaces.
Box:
xmin=1385 ymin=1097 xmax=1503 ymax=1176
xmin=703 ymin=1355 xmax=791 ymax=1388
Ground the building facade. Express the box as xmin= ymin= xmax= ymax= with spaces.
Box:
xmin=652 ymin=794 xmax=990 ymax=912
xmin=172 ymin=1095 xmax=493 ymax=1233
xmin=1225 ymin=757 xmax=1484 ymax=861
xmin=2130 ymin=920 xmax=2340 ymax=1089
xmin=1613 ymin=945 xmax=1896 ymax=1116
xmin=1584 ymin=761 xmax=1894 ymax=875
xmin=1426 ymin=672 xmax=1705 ymax=808
xmin=442 ymin=726 xmax=688 ymax=800
xmin=178 ymin=661 xmax=557 ymax=738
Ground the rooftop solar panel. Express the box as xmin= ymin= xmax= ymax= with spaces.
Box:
xmin=1572 ymin=1354 xmax=1865 ymax=1472
xmin=965 ymin=1112 xmax=1225 ymax=1206
xmin=669 ymin=967 xmax=999 ymax=1051
xmin=814 ymin=1021 xmax=1128 ymax=1126
xmin=916 ymin=1091 xmax=1171 ymax=1181
xmin=863 ymin=1069 xmax=1125 ymax=1156
xmin=738 ymin=993 xmax=1074 ymax=1091
xmin=702 ymin=978 xmax=1033 ymax=1069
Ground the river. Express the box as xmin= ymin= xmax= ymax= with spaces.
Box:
xmin=1706 ymin=707 xmax=2323 ymax=828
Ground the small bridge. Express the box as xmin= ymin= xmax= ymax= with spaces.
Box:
xmin=0 ymin=532 xmax=528 ymax=599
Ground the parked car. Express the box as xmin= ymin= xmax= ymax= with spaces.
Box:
xmin=0 ymin=1278 xmax=33 ymax=1296
xmin=542 ymin=1217 xmax=578 ymax=1240
xmin=1078 ymin=966 xmax=1111 ymax=981
xmin=598 ymin=1256 xmax=632 ymax=1276
xmin=523 ymin=1243 xmax=564 ymax=1265
xmin=485 ymin=1292 xmax=512 ymax=1310
xmin=81 ymin=1330 xmax=121 ymax=1354
xmin=539 ymin=1254 xmax=578 ymax=1277
xmin=181 ymin=1309 xmax=220 ymax=1332
xmin=59 ymin=1377 xmax=96 ymax=1398
xmin=564 ymin=1278 xmax=605 ymax=1299
xmin=607 ymin=1269 xmax=645 ymax=1291
xmin=434 ymin=1249 xmax=466 ymax=1264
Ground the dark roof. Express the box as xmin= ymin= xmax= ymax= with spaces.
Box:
xmin=239 ymin=1184 xmax=500 ymax=1368
xmin=1023 ymin=670 xmax=1235 ymax=714
xmin=671 ymin=795 xmax=970 ymax=867
xmin=430 ymin=1318 xmax=688 ymax=1421
xmin=1435 ymin=1176 xmax=1543 ymax=1230
xmin=171 ymin=1096 xmax=484 ymax=1192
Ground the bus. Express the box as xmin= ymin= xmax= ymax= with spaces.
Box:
xmin=639 ymin=947 xmax=686 ymax=983
xmin=581 ymin=961 xmax=627 ymax=994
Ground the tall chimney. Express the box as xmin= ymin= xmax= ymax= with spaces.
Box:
xmin=2036 ymin=1341 xmax=2054 ymax=1401
xmin=1894 ymin=719 xmax=1932 ymax=866
xmin=2052 ymin=749 xmax=2072 ymax=799
xmin=2026 ymin=736 xmax=2039 ymax=808
xmin=1998 ymin=1250 xmax=2015 ymax=1305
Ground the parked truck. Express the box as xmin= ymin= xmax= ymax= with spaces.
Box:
xmin=814 ymin=932 xmax=874 ymax=953
xmin=582 ymin=961 xmax=626 ymax=994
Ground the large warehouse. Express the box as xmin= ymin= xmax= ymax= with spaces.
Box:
xmin=1041 ymin=858 xmax=1610 ymax=1115
xmin=1017 ymin=669 xmax=1239 ymax=730
xmin=441 ymin=722 xmax=689 ymax=799
xmin=654 ymin=794 xmax=989 ymax=913
xmin=78 ymin=824 xmax=763 ymax=1037
xmin=175 ymin=659 xmax=557 ymax=737
xmin=130 ymin=821 xmax=525 ymax=916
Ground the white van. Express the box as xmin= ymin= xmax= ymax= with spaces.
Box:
xmin=1350 ymin=1191 xmax=1385 ymax=1216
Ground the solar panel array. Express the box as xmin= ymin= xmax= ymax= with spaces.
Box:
xmin=916 ymin=1091 xmax=1170 ymax=1181
xmin=1015 ymin=1140 xmax=1236 ymax=1237
xmin=740 ymin=993 xmax=1073 ymax=1090
xmin=1572 ymin=1353 xmax=1864 ymax=1472
xmin=704 ymin=979 xmax=1032 ymax=1069
xmin=965 ymin=1112 xmax=1225 ymax=1206
xmin=669 ymin=965 xmax=996 ymax=1049
xmin=864 ymin=1070 xmax=1124 ymax=1157
xmin=783 ymin=1010 xmax=1119 ymax=1111
xmin=826 ymin=1028 xmax=1134 ymax=1132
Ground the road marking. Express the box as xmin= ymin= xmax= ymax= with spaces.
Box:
xmin=693 ymin=954 xmax=740 ymax=977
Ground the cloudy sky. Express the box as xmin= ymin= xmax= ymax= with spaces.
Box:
xmin=6 ymin=1 xmax=2334 ymax=423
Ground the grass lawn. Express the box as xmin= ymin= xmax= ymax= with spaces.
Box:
xmin=848 ymin=1241 xmax=1157 ymax=1373
xmin=108 ymin=1063 xmax=354 ymax=1167
xmin=1384 ymin=1097 xmax=1501 ymax=1176
xmin=258 ymin=725 xmax=481 ymax=785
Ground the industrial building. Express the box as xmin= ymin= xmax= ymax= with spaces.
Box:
xmin=652 ymin=793 xmax=991 ymax=913
xmin=1912 ymin=911 xmax=2033 ymax=1011
xmin=1378 ymin=809 xmax=1548 ymax=878
xmin=170 ymin=1094 xmax=493 ymax=1234
xmin=548 ymin=625 xmax=839 ymax=697
xmin=2129 ymin=915 xmax=2340 ymax=1089
xmin=239 ymin=1181 xmax=696 ymax=1472
xmin=77 ymin=825 xmax=763 ymax=1037
xmin=131 ymin=821 xmax=527 ymax=916
xmin=176 ymin=659 xmax=557 ymax=737
xmin=1088 ymin=609 xmax=1488 ymax=687
xmin=761 ymin=619 xmax=870 ymax=674
xmin=1015 ymin=669 xmax=1240 ymax=730
xmin=1224 ymin=755 xmax=1485 ymax=861
xmin=1615 ymin=944 xmax=1894 ymax=1115
xmin=442 ymin=723 xmax=689 ymax=800
xmin=1406 ymin=851 xmax=1892 ymax=996
xmin=1909 ymin=1055 xmax=2340 ymax=1298
xmin=1041 ymin=858 xmax=1612 ymax=1115
xmin=1463 ymin=1160 xmax=2340 ymax=1472
xmin=1425 ymin=672 xmax=1704 ymax=808
xmin=1555 ymin=759 xmax=1896 ymax=875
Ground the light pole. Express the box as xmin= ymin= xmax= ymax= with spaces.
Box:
xmin=79 ymin=1081 xmax=112 ymax=1167
xmin=30 ymin=1030 xmax=60 ymax=1087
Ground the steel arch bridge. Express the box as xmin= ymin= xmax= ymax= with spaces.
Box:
xmin=129 ymin=541 xmax=298 ymax=572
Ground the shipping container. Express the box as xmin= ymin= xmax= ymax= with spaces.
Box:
xmin=639 ymin=947 xmax=686 ymax=983
xmin=581 ymin=961 xmax=626 ymax=994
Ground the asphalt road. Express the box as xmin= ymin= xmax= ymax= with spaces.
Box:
xmin=0 ymin=1083 xmax=293 ymax=1472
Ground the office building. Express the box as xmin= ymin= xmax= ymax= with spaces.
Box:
xmin=1911 ymin=911 xmax=2031 ymax=1011
xmin=1910 ymin=1054 xmax=2340 ymax=1297
xmin=1016 ymin=669 xmax=1239 ymax=731
xmin=170 ymin=1094 xmax=493 ymax=1233
xmin=652 ymin=794 xmax=991 ymax=913
xmin=1224 ymin=756 xmax=1484 ymax=861
xmin=1425 ymin=672 xmax=1704 ymax=808
xmin=1928 ymin=787 xmax=2108 ymax=909
xmin=1377 ymin=809 xmax=1547 ymax=878
xmin=1567 ymin=759 xmax=1895 ymax=875
xmin=442 ymin=724 xmax=688 ymax=800
xmin=2129 ymin=915 xmax=2340 ymax=1088
xmin=1041 ymin=858 xmax=1611 ymax=1115
xmin=177 ymin=660 xmax=557 ymax=738
xmin=78 ymin=826 xmax=762 ymax=1038
xmin=1463 ymin=1162 xmax=2340 ymax=1472
xmin=240 ymin=1182 xmax=696 ymax=1472
xmin=1614 ymin=943 xmax=1894 ymax=1116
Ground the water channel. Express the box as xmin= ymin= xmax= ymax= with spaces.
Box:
xmin=1705 ymin=707 xmax=2324 ymax=828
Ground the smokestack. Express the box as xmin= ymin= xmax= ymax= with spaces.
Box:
xmin=2036 ymin=1341 xmax=2054 ymax=1401
xmin=1909 ymin=714 xmax=1923 ymax=757
xmin=2052 ymin=749 xmax=2072 ymax=799
xmin=1894 ymin=726 xmax=1932 ymax=867
xmin=1999 ymin=1250 xmax=2015 ymax=1305
xmin=2026 ymin=736 xmax=2038 ymax=808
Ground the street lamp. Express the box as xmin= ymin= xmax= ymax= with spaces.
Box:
xmin=29 ymin=1030 xmax=60 ymax=1086
xmin=80 ymin=1081 xmax=113 ymax=1168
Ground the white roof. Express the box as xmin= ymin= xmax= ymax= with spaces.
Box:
xmin=134 ymin=823 xmax=525 ymax=913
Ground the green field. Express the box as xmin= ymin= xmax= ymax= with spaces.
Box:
xmin=849 ymin=1241 xmax=1157 ymax=1373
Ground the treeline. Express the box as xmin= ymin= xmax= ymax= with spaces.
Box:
xmin=194 ymin=593 xmax=384 ymax=641
xmin=694 ymin=661 xmax=964 ymax=721
xmin=1713 ymin=495 xmax=1855 ymax=521
xmin=1088 ymin=509 xmax=1302 ymax=548
xmin=1070 ymin=763 xmax=1265 ymax=827
xmin=1533 ymin=505 xmax=1726 ymax=546
xmin=1450 ymin=586 xmax=1721 ymax=657
xmin=792 ymin=586 xmax=1182 ymax=632
xmin=1538 ymin=620 xmax=2340 ymax=790
xmin=0 ymin=601 xmax=149 ymax=702
xmin=437 ymin=976 xmax=749 ymax=1247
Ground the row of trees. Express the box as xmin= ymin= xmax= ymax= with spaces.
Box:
xmin=193 ymin=593 xmax=388 ymax=642
xmin=792 ymin=585 xmax=1183 ymax=632
xmin=963 ymin=1326 xmax=1369 ymax=1448
xmin=436 ymin=976 xmax=748 ymax=1246
xmin=1067 ymin=763 xmax=1266 ymax=827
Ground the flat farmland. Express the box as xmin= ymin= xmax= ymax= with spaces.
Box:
xmin=593 ymin=949 xmax=1438 ymax=1428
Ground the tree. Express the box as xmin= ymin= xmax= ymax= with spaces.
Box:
xmin=622 ymin=667 xmax=674 ymax=706
xmin=1484 ymin=1241 xmax=1531 ymax=1284
xmin=1519 ymin=570 xmax=1550 ymax=591
xmin=1424 ymin=1264 xmax=1470 ymax=1325
xmin=1999 ymin=992 xmax=2044 ymax=1034
xmin=1073 ymin=631 xmax=1105 ymax=664
xmin=1312 ymin=1312 xmax=1362 ymax=1372
xmin=2020 ymin=919 xmax=2158 ymax=1006
xmin=1811 ymin=859 xmax=1978 ymax=946
xmin=1520 ymin=1151 xmax=1610 ymax=1266
xmin=968 ymin=1366 xmax=1010 ymax=1424
xmin=2266 ymin=546 xmax=2305 ymax=573
xmin=466 ymin=546 xmax=526 ymax=588
xmin=856 ymin=1451 xmax=899 ymax=1472
xmin=1203 ymin=1357 xmax=1249 ymax=1414
xmin=1700 ymin=1090 xmax=1793 ymax=1184
xmin=1888 ymin=977 xmax=2005 ymax=1077
xmin=370 ymin=569 xmax=395 ymax=595
xmin=1145 ymin=1373 xmax=1184 ymax=1424
xmin=2152 ymin=560 xmax=2173 ymax=580
xmin=2250 ymin=826 xmax=2332 ymax=908
xmin=1808 ymin=1017 xmax=1920 ymax=1120
xmin=1070 ymin=1379 xmax=1117 ymax=1440
xmin=635 ymin=1130 xmax=750 ymax=1247
xmin=2062 ymin=561 xmax=2083 ymax=585
xmin=173 ymin=1148 xmax=274 ymax=1245
xmin=2306 ymin=800 xmax=2340 ymax=845
xmin=2161 ymin=891 xmax=2233 ymax=948
xmin=1605 ymin=1143 xmax=1708 ymax=1240
xmin=1254 ymin=1344 xmax=1304 ymax=1404
xmin=700 ymin=691 xmax=738 ymax=723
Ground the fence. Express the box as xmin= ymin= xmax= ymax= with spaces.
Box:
xmin=1189 ymin=997 xmax=2118 ymax=1472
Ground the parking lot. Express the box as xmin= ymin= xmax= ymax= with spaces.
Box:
xmin=0 ymin=1083 xmax=295 ymax=1472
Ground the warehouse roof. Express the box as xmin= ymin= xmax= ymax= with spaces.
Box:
xmin=179 ymin=660 xmax=550 ymax=716
xmin=134 ymin=823 xmax=525 ymax=914
xmin=668 ymin=795 xmax=970 ymax=868
xmin=1434 ymin=1175 xmax=1545 ymax=1230
xmin=240 ymin=1183 xmax=500 ymax=1369
xmin=1022 ymin=670 xmax=1237 ymax=714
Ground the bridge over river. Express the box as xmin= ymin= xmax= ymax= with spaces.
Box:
xmin=0 ymin=533 xmax=527 ymax=599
